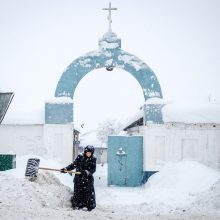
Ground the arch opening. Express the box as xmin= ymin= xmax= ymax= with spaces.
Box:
xmin=73 ymin=68 xmax=145 ymax=130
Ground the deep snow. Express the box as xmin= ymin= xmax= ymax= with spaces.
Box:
xmin=0 ymin=155 xmax=220 ymax=220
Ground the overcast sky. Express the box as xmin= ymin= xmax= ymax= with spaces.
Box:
xmin=0 ymin=0 xmax=220 ymax=129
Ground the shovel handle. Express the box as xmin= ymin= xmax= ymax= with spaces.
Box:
xmin=39 ymin=167 xmax=81 ymax=174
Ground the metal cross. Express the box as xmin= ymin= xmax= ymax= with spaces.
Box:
xmin=102 ymin=2 xmax=117 ymax=32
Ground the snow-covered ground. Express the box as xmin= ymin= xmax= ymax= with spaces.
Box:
xmin=0 ymin=155 xmax=220 ymax=220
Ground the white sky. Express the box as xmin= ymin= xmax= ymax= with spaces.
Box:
xmin=0 ymin=0 xmax=220 ymax=129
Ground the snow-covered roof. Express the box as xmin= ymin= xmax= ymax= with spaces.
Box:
xmin=3 ymin=100 xmax=220 ymax=126
xmin=122 ymin=108 xmax=143 ymax=130
xmin=122 ymin=101 xmax=220 ymax=129
xmin=2 ymin=109 xmax=45 ymax=124
xmin=122 ymin=98 xmax=171 ymax=130
xmin=163 ymin=102 xmax=220 ymax=124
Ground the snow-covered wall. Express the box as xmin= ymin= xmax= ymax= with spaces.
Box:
xmin=0 ymin=124 xmax=73 ymax=164
xmin=143 ymin=123 xmax=220 ymax=171
xmin=0 ymin=124 xmax=44 ymax=155
xmin=44 ymin=124 xmax=73 ymax=163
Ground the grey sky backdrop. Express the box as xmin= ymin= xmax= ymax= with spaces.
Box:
xmin=0 ymin=0 xmax=220 ymax=128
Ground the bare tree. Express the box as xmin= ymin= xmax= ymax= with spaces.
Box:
xmin=96 ymin=119 xmax=123 ymax=145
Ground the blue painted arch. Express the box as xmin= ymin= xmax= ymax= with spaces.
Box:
xmin=55 ymin=33 xmax=162 ymax=101
xmin=45 ymin=32 xmax=163 ymax=124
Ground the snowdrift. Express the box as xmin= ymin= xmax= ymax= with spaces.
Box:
xmin=0 ymin=155 xmax=219 ymax=220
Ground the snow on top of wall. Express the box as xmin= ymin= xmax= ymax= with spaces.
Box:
xmin=46 ymin=97 xmax=73 ymax=104
xmin=123 ymin=101 xmax=220 ymax=129
xmin=163 ymin=102 xmax=220 ymax=124
xmin=145 ymin=97 xmax=171 ymax=105
xmin=2 ymin=109 xmax=44 ymax=124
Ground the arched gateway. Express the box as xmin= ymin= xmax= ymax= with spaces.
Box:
xmin=44 ymin=3 xmax=164 ymax=186
xmin=45 ymin=33 xmax=163 ymax=124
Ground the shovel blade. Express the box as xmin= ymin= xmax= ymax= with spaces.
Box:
xmin=25 ymin=158 xmax=40 ymax=177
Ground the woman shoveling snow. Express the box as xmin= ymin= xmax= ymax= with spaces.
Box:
xmin=61 ymin=145 xmax=97 ymax=211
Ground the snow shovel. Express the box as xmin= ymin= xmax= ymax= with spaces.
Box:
xmin=25 ymin=158 xmax=81 ymax=177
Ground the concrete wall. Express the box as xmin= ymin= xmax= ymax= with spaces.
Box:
xmin=0 ymin=124 xmax=44 ymax=155
xmin=0 ymin=124 xmax=73 ymax=164
xmin=44 ymin=124 xmax=73 ymax=163
xmin=143 ymin=123 xmax=220 ymax=171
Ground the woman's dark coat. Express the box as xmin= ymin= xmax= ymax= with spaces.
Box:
xmin=65 ymin=153 xmax=96 ymax=210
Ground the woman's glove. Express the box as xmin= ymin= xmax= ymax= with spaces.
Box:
xmin=60 ymin=168 xmax=67 ymax=173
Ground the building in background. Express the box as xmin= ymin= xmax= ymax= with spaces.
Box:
xmin=122 ymin=100 xmax=220 ymax=172
xmin=79 ymin=130 xmax=107 ymax=164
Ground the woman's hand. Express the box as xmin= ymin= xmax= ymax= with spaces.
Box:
xmin=60 ymin=168 xmax=67 ymax=173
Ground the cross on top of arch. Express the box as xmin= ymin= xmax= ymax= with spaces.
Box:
xmin=102 ymin=2 xmax=117 ymax=32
